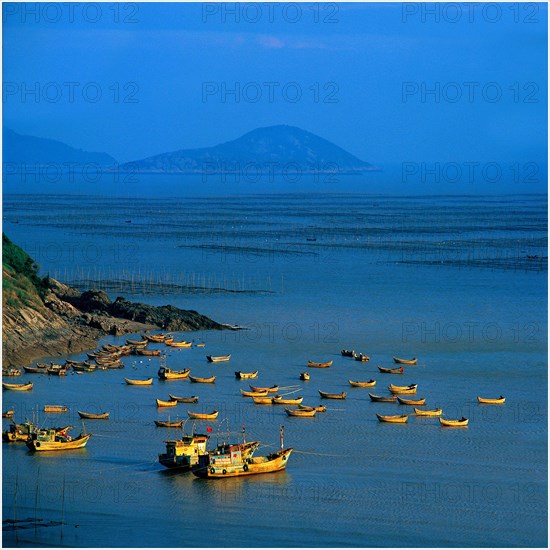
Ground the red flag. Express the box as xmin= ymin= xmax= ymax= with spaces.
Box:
xmin=206 ymin=426 xmax=213 ymax=433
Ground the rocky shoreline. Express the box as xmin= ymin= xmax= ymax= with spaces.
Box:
xmin=3 ymin=277 xmax=225 ymax=368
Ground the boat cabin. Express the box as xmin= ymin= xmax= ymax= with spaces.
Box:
xmin=159 ymin=434 xmax=209 ymax=469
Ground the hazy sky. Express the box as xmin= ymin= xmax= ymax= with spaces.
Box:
xmin=3 ymin=2 xmax=548 ymax=186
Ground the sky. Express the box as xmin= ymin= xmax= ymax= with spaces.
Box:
xmin=2 ymin=2 xmax=548 ymax=192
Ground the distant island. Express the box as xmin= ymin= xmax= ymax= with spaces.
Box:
xmin=3 ymin=125 xmax=375 ymax=175
xmin=2 ymin=234 xmax=225 ymax=367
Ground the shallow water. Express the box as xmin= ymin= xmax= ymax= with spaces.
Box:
xmin=2 ymin=192 xmax=547 ymax=547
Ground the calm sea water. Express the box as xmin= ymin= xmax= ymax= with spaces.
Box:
xmin=2 ymin=192 xmax=547 ymax=547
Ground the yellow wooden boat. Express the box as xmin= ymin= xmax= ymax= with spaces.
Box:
xmin=125 ymin=377 xmax=153 ymax=385
xmin=187 ymin=410 xmax=219 ymax=420
xmin=376 ymin=413 xmax=408 ymax=423
xmin=164 ymin=337 xmax=174 ymax=344
xmin=477 ymin=396 xmax=506 ymax=404
xmin=156 ymin=399 xmax=178 ymax=408
xmin=193 ymin=447 xmax=292 ymax=478
xmin=285 ymin=408 xmax=316 ymax=417
xmin=2 ymin=382 xmax=33 ymax=391
xmin=189 ymin=375 xmax=216 ymax=384
xmin=439 ymin=417 xmax=469 ymax=427
xmin=77 ymin=411 xmax=109 ymax=419
xmin=26 ymin=430 xmax=91 ymax=452
xmin=235 ymin=371 xmax=259 ymax=379
xmin=307 ymin=360 xmax=333 ymax=368
xmin=298 ymin=404 xmax=327 ymax=412
xmin=397 ymin=396 xmax=426 ymax=406
xmin=272 ymin=396 xmax=303 ymax=405
xmin=126 ymin=338 xmax=148 ymax=346
xmin=206 ymin=355 xmax=231 ymax=362
xmin=252 ymin=396 xmax=273 ymax=405
xmin=158 ymin=367 xmax=191 ymax=380
xmin=249 ymin=384 xmax=279 ymax=393
xmin=240 ymin=389 xmax=268 ymax=397
xmin=348 ymin=379 xmax=376 ymax=388
xmin=167 ymin=341 xmax=192 ymax=348
xmin=414 ymin=408 xmax=442 ymax=416
xmin=318 ymin=390 xmax=346 ymax=399
xmin=144 ymin=333 xmax=167 ymax=342
xmin=154 ymin=419 xmax=184 ymax=428
xmin=393 ymin=356 xmax=417 ymax=365
xmin=388 ymin=383 xmax=417 ymax=394
xmin=43 ymin=405 xmax=68 ymax=413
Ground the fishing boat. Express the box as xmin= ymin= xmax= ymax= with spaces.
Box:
xmin=307 ymin=360 xmax=333 ymax=368
xmin=388 ymin=383 xmax=418 ymax=394
xmin=397 ymin=396 xmax=426 ymax=406
xmin=249 ymin=384 xmax=279 ymax=393
xmin=158 ymin=367 xmax=191 ymax=380
xmin=376 ymin=413 xmax=409 ymax=423
xmin=477 ymin=396 xmax=506 ymax=404
xmin=285 ymin=408 xmax=316 ymax=417
xmin=187 ymin=410 xmax=219 ymax=420
xmin=378 ymin=366 xmax=405 ymax=374
xmin=298 ymin=404 xmax=327 ymax=412
xmin=144 ymin=334 xmax=167 ymax=343
xmin=127 ymin=338 xmax=148 ymax=346
xmin=3 ymin=421 xmax=71 ymax=442
xmin=26 ymin=430 xmax=91 ymax=452
xmin=414 ymin=408 xmax=442 ymax=416
xmin=72 ymin=363 xmax=97 ymax=372
xmin=192 ymin=428 xmax=292 ymax=479
xmin=348 ymin=379 xmax=376 ymax=388
xmin=234 ymin=370 xmax=258 ymax=381
xmin=240 ymin=389 xmax=268 ymax=397
xmin=77 ymin=411 xmax=110 ymax=419
xmin=2 ymin=368 xmax=22 ymax=376
xmin=2 ymin=382 xmax=33 ymax=391
xmin=300 ymin=372 xmax=310 ymax=381
xmin=206 ymin=355 xmax=231 ymax=362
xmin=354 ymin=353 xmax=370 ymax=362
xmin=2 ymin=410 xmax=14 ymax=418
xmin=156 ymin=399 xmax=178 ymax=408
xmin=393 ymin=356 xmax=417 ymax=365
xmin=369 ymin=393 xmax=397 ymax=403
xmin=167 ymin=341 xmax=192 ymax=348
xmin=439 ymin=417 xmax=469 ymax=427
xmin=154 ymin=419 xmax=184 ymax=428
xmin=43 ymin=405 xmax=68 ymax=413
xmin=318 ymin=390 xmax=347 ymax=399
xmin=340 ymin=349 xmax=355 ymax=357
xmin=125 ymin=377 xmax=153 ymax=385
xmin=23 ymin=366 xmax=46 ymax=374
xmin=46 ymin=365 xmax=69 ymax=376
xmin=272 ymin=395 xmax=303 ymax=405
xmin=159 ymin=431 xmax=210 ymax=469
xmin=66 ymin=359 xmax=93 ymax=366
xmin=169 ymin=394 xmax=199 ymax=403
xmin=136 ymin=349 xmax=162 ymax=356
xmin=252 ymin=396 xmax=273 ymax=405
xmin=189 ymin=375 xmax=216 ymax=384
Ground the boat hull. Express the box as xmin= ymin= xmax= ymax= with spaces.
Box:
xmin=27 ymin=433 xmax=91 ymax=452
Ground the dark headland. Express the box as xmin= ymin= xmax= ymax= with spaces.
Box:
xmin=2 ymin=234 xmax=225 ymax=367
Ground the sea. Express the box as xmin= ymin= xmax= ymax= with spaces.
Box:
xmin=2 ymin=187 xmax=547 ymax=547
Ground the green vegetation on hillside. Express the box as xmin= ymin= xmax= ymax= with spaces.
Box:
xmin=3 ymin=233 xmax=49 ymax=310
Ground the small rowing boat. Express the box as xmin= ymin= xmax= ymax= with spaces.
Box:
xmin=300 ymin=372 xmax=310 ymax=381
xmin=318 ymin=390 xmax=346 ymax=399
xmin=439 ymin=417 xmax=469 ymax=427
xmin=23 ymin=366 xmax=45 ymax=374
xmin=252 ymin=396 xmax=273 ymax=405
xmin=235 ymin=371 xmax=258 ymax=379
xmin=135 ymin=349 xmax=162 ymax=356
xmin=169 ymin=394 xmax=199 ymax=403
xmin=354 ymin=353 xmax=369 ymax=362
xmin=154 ymin=419 xmax=184 ymax=428
xmin=340 ymin=349 xmax=355 ymax=357
xmin=127 ymin=338 xmax=148 ymax=346
xmin=393 ymin=356 xmax=417 ymax=365
xmin=189 ymin=375 xmax=216 ymax=384
xmin=369 ymin=393 xmax=397 ymax=403
xmin=43 ymin=405 xmax=68 ymax=413
xmin=240 ymin=389 xmax=268 ymax=397
xmin=77 ymin=411 xmax=109 ymax=419
xmin=187 ymin=410 xmax=218 ymax=420
xmin=272 ymin=395 xmax=303 ymax=405
xmin=156 ymin=399 xmax=177 ymax=408
xmin=388 ymin=383 xmax=418 ymax=394
xmin=298 ymin=404 xmax=327 ymax=412
xmin=167 ymin=341 xmax=192 ymax=348
xmin=377 ymin=413 xmax=408 ymax=423
xmin=414 ymin=408 xmax=442 ymax=416
xmin=307 ymin=360 xmax=333 ymax=368
xmin=378 ymin=366 xmax=404 ymax=374
xmin=285 ymin=408 xmax=316 ymax=417
xmin=158 ymin=367 xmax=191 ymax=380
xmin=348 ymin=379 xmax=376 ymax=388
xmin=249 ymin=384 xmax=279 ymax=393
xmin=144 ymin=334 xmax=167 ymax=343
xmin=125 ymin=377 xmax=153 ymax=385
xmin=206 ymin=355 xmax=231 ymax=362
xmin=477 ymin=396 xmax=506 ymax=404
xmin=397 ymin=396 xmax=426 ymax=406
xmin=2 ymin=382 xmax=33 ymax=391
xmin=72 ymin=364 xmax=96 ymax=372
